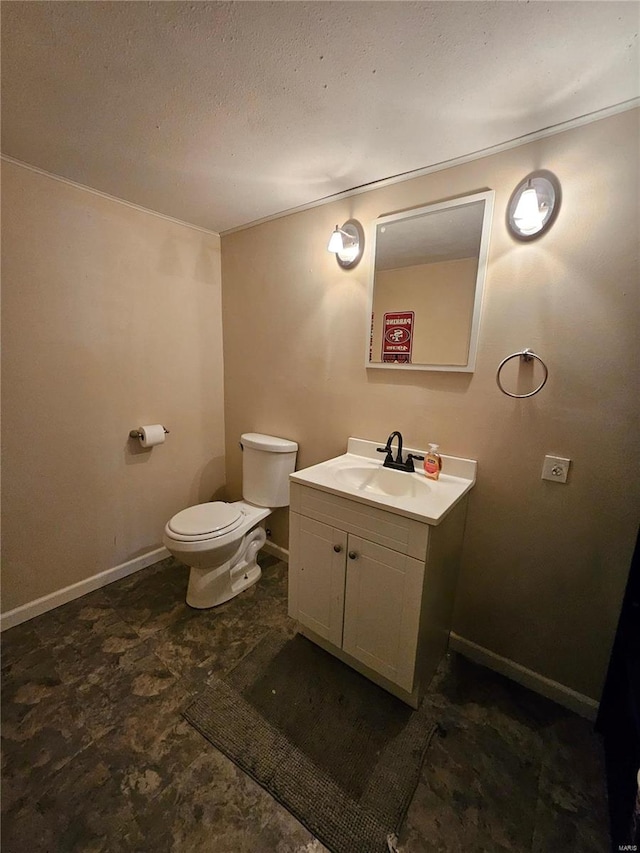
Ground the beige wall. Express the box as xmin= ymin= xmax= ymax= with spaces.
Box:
xmin=221 ymin=109 xmax=640 ymax=702
xmin=1 ymin=161 xmax=225 ymax=613
xmin=371 ymin=258 xmax=477 ymax=365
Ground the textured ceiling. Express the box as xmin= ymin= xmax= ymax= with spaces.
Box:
xmin=2 ymin=1 xmax=638 ymax=233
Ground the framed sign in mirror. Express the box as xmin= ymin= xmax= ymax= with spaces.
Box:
xmin=366 ymin=190 xmax=494 ymax=372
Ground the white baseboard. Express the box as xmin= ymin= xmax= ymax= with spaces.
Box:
xmin=0 ymin=546 xmax=170 ymax=632
xmin=262 ymin=540 xmax=289 ymax=563
xmin=449 ymin=632 xmax=600 ymax=721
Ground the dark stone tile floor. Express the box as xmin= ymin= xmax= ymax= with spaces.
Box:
xmin=1 ymin=554 xmax=609 ymax=852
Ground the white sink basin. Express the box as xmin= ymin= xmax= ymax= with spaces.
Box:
xmin=333 ymin=462 xmax=432 ymax=498
xmin=290 ymin=438 xmax=477 ymax=525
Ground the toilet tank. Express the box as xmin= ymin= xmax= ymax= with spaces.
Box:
xmin=240 ymin=433 xmax=298 ymax=508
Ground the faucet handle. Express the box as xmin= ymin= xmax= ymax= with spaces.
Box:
xmin=377 ymin=445 xmax=393 ymax=465
xmin=405 ymin=453 xmax=424 ymax=473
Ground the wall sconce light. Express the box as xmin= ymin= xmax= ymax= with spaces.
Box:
xmin=507 ymin=170 xmax=561 ymax=240
xmin=327 ymin=219 xmax=364 ymax=268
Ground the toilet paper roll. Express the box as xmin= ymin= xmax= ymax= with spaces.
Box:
xmin=138 ymin=424 xmax=166 ymax=448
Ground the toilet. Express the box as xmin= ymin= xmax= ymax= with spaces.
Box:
xmin=163 ymin=433 xmax=298 ymax=608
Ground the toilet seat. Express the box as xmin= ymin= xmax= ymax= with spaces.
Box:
xmin=166 ymin=502 xmax=244 ymax=542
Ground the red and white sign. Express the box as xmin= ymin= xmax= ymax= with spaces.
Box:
xmin=382 ymin=311 xmax=414 ymax=363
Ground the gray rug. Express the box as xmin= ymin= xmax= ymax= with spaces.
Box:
xmin=184 ymin=631 xmax=440 ymax=853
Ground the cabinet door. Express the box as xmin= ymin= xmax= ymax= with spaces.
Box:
xmin=342 ymin=535 xmax=424 ymax=692
xmin=288 ymin=512 xmax=347 ymax=648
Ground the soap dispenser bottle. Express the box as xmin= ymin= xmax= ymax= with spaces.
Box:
xmin=424 ymin=444 xmax=442 ymax=480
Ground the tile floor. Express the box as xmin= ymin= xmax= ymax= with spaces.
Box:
xmin=1 ymin=554 xmax=609 ymax=852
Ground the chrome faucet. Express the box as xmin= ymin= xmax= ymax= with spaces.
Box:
xmin=376 ymin=431 xmax=424 ymax=473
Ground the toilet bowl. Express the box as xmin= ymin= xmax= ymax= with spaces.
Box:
xmin=163 ymin=433 xmax=298 ymax=608
xmin=163 ymin=500 xmax=270 ymax=607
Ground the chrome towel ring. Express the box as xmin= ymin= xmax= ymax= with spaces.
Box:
xmin=496 ymin=349 xmax=549 ymax=398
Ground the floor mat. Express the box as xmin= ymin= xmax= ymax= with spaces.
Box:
xmin=184 ymin=631 xmax=439 ymax=853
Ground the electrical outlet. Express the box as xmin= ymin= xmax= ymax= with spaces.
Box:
xmin=541 ymin=455 xmax=571 ymax=483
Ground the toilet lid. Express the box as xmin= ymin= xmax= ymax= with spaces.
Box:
xmin=167 ymin=502 xmax=243 ymax=538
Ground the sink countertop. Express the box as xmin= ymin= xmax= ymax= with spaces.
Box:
xmin=290 ymin=437 xmax=477 ymax=525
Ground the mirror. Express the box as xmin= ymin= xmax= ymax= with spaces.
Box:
xmin=366 ymin=190 xmax=494 ymax=372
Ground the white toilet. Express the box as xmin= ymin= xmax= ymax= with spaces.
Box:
xmin=163 ymin=433 xmax=298 ymax=608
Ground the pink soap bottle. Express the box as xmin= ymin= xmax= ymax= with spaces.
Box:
xmin=423 ymin=444 xmax=442 ymax=480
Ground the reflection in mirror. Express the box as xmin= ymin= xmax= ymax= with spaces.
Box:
xmin=366 ymin=190 xmax=494 ymax=372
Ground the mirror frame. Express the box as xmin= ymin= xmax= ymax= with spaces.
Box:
xmin=365 ymin=189 xmax=494 ymax=372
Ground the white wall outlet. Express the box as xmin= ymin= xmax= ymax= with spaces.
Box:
xmin=541 ymin=455 xmax=571 ymax=483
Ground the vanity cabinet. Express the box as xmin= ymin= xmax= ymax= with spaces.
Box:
xmin=288 ymin=480 xmax=467 ymax=707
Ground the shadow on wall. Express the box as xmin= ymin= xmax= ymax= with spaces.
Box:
xmin=366 ymin=368 xmax=474 ymax=393
xmin=194 ymin=454 xmax=226 ymax=503
xmin=124 ymin=442 xmax=225 ymax=502
xmin=124 ymin=435 xmax=155 ymax=464
xmin=155 ymin=237 xmax=219 ymax=285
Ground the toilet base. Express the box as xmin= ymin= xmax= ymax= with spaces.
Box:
xmin=185 ymin=525 xmax=266 ymax=609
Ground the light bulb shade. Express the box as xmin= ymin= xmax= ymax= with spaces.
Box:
xmin=327 ymin=227 xmax=344 ymax=253
xmin=328 ymin=219 xmax=364 ymax=268
xmin=507 ymin=171 xmax=561 ymax=240
xmin=513 ymin=187 xmax=543 ymax=231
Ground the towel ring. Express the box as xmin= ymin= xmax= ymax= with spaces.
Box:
xmin=496 ymin=349 xmax=548 ymax=398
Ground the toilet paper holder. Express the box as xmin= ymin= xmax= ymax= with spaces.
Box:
xmin=129 ymin=426 xmax=170 ymax=439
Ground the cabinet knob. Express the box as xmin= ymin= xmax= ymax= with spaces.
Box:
xmin=348 ymin=551 xmax=358 ymax=560
xmin=333 ymin=544 xmax=342 ymax=553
